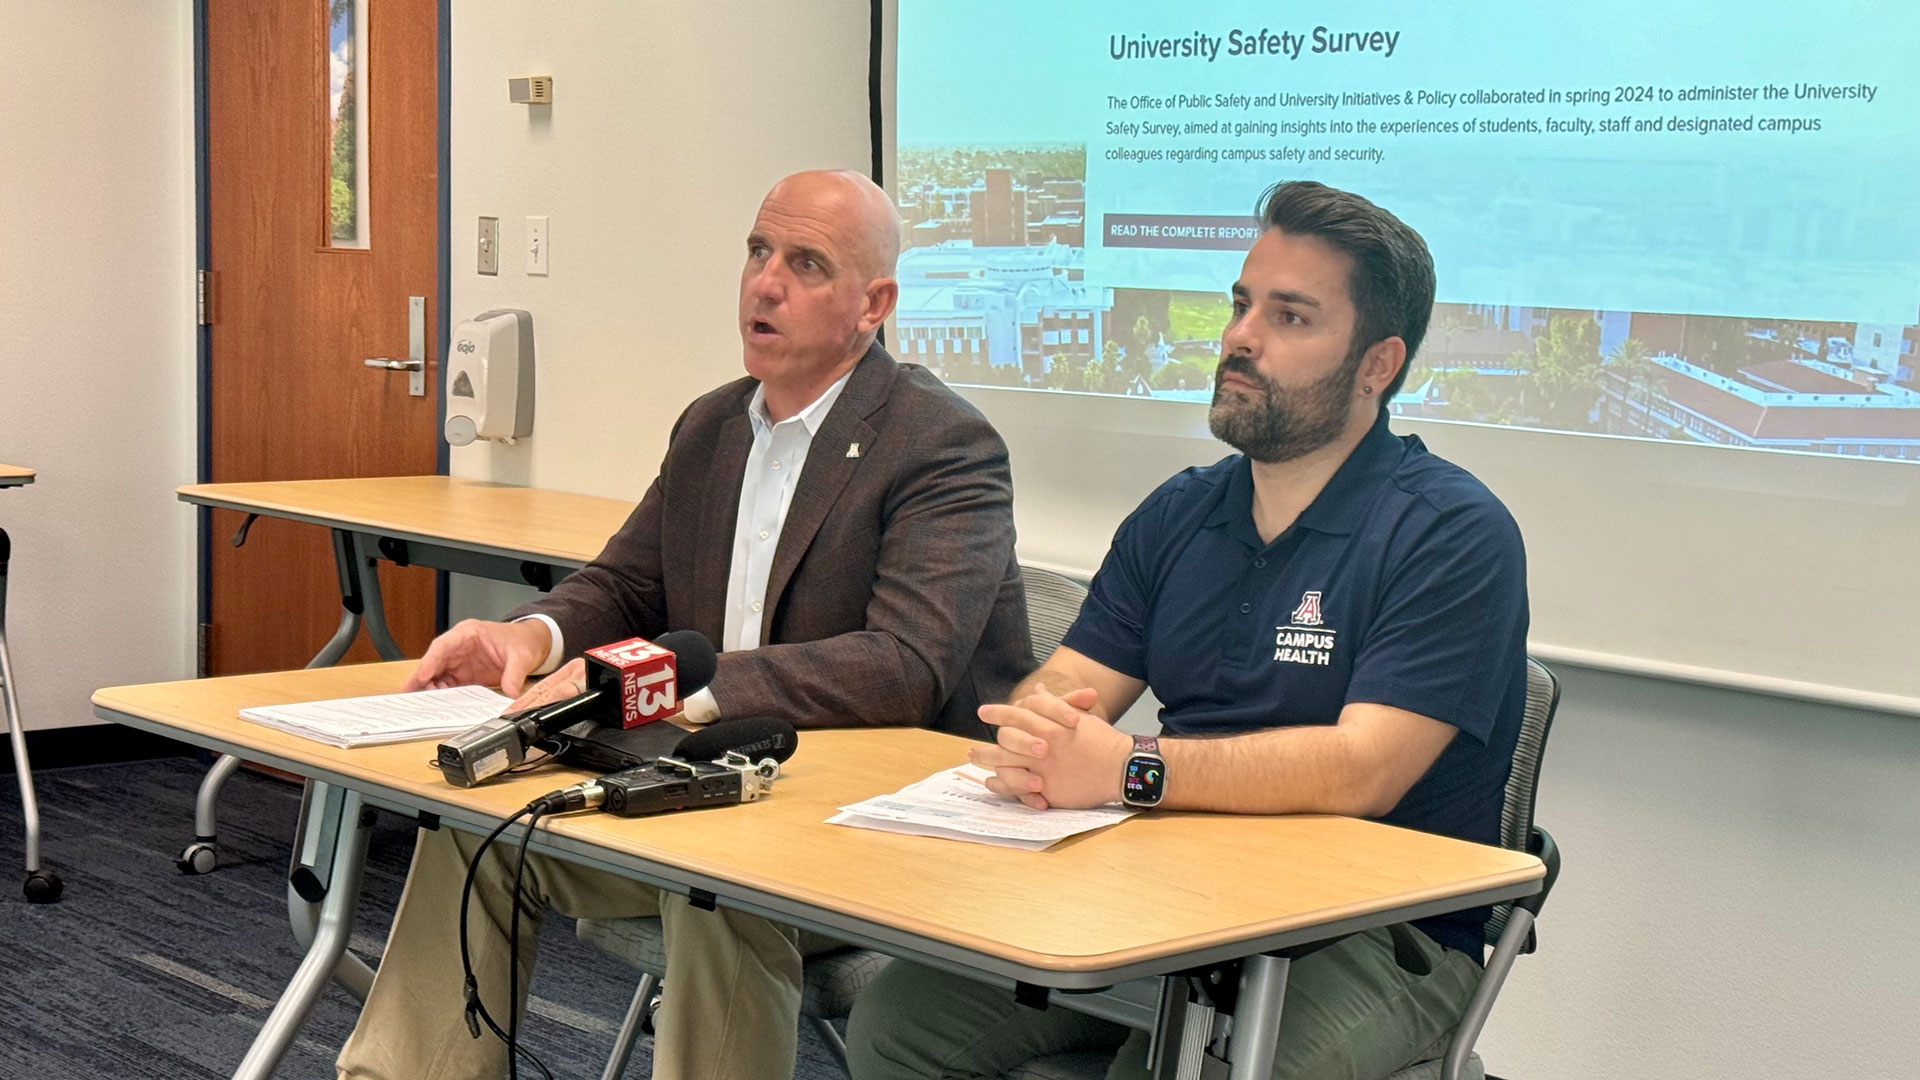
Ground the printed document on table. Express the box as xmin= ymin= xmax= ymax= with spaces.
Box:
xmin=830 ymin=763 xmax=1137 ymax=850
xmin=238 ymin=685 xmax=513 ymax=749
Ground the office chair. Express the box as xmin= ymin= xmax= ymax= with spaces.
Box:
xmin=1003 ymin=659 xmax=1563 ymax=1080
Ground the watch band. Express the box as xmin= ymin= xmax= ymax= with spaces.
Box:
xmin=1122 ymin=734 xmax=1166 ymax=809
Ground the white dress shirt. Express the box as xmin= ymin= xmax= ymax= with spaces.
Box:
xmin=520 ymin=369 xmax=854 ymax=723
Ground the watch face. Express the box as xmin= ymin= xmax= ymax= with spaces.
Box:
xmin=1123 ymin=755 xmax=1164 ymax=806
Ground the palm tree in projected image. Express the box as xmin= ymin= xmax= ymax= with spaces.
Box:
xmin=1608 ymin=337 xmax=1669 ymax=436
xmin=1433 ymin=310 xmax=1472 ymax=359
xmin=1509 ymin=315 xmax=1607 ymax=431
xmin=1406 ymin=310 xmax=1471 ymax=402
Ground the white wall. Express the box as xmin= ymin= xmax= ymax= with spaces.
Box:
xmin=0 ymin=3 xmax=197 ymax=730
xmin=446 ymin=0 xmax=872 ymax=498
xmin=1485 ymin=666 xmax=1920 ymax=1074
xmin=441 ymin=3 xmax=1920 ymax=1074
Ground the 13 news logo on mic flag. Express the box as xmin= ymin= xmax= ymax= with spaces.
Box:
xmin=585 ymin=638 xmax=679 ymax=727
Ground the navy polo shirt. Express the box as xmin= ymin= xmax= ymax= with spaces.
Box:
xmin=1063 ymin=411 xmax=1529 ymax=959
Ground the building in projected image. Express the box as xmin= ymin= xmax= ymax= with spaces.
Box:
xmin=896 ymin=280 xmax=1015 ymax=370
xmin=892 ymin=146 xmax=1099 ymax=386
xmin=1851 ymin=321 xmax=1920 ymax=388
xmin=970 ymin=168 xmax=1026 ymax=247
xmin=1599 ymin=354 xmax=1920 ymax=459
xmin=899 ymin=170 xmax=1085 ymax=251
xmin=1400 ymin=304 xmax=1920 ymax=459
xmin=892 ymin=240 xmax=1111 ymax=384
xmin=1598 ymin=310 xmax=1920 ymax=458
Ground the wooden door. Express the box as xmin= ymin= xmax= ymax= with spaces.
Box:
xmin=204 ymin=0 xmax=440 ymax=674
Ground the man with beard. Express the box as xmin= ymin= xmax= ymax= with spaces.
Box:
xmin=843 ymin=180 xmax=1529 ymax=1080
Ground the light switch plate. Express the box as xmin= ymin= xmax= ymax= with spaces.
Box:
xmin=526 ymin=215 xmax=549 ymax=276
xmin=477 ymin=216 xmax=499 ymax=275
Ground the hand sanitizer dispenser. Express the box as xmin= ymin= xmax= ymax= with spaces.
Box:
xmin=445 ymin=309 xmax=535 ymax=446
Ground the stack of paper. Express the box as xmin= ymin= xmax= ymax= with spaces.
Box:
xmin=829 ymin=763 xmax=1138 ymax=850
xmin=238 ymin=685 xmax=513 ymax=749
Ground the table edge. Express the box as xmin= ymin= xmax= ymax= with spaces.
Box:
xmin=95 ymin=691 xmax=1545 ymax=984
xmin=176 ymin=482 xmax=598 ymax=567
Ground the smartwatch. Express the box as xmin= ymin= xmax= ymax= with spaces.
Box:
xmin=1121 ymin=734 xmax=1166 ymax=808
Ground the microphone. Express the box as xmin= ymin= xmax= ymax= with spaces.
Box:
xmin=436 ymin=629 xmax=718 ymax=788
xmin=583 ymin=629 xmax=719 ymax=729
xmin=673 ymin=716 xmax=798 ymax=765
xmin=532 ymin=717 xmax=799 ymax=817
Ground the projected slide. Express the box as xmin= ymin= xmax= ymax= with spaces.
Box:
xmin=892 ymin=1 xmax=1920 ymax=459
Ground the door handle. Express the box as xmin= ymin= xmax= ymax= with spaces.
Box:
xmin=361 ymin=296 xmax=428 ymax=396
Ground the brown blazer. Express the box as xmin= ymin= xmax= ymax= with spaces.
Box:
xmin=511 ymin=343 xmax=1031 ymax=739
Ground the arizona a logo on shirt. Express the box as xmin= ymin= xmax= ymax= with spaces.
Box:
xmin=1275 ymin=591 xmax=1336 ymax=666
xmin=1290 ymin=591 xmax=1324 ymax=626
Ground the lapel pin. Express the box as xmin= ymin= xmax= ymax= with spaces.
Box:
xmin=846 ymin=442 xmax=861 ymax=458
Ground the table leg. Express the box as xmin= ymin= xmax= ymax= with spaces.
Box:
xmin=350 ymin=532 xmax=405 ymax=663
xmin=287 ymin=780 xmax=377 ymax=1001
xmin=1224 ymin=955 xmax=1289 ymax=1080
xmin=181 ymin=528 xmax=371 ymax=875
xmin=1147 ymin=975 xmax=1215 ymax=1079
xmin=234 ymin=787 xmax=373 ymax=1080
xmin=176 ymin=753 xmax=243 ymax=874
xmin=313 ymin=528 xmax=373 ymax=666
xmin=0 ymin=546 xmax=62 ymax=901
xmin=1146 ymin=954 xmax=1292 ymax=1080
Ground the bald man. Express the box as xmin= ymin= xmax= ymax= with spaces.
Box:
xmin=337 ymin=171 xmax=1032 ymax=1080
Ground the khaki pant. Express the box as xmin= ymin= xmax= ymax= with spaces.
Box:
xmin=844 ymin=925 xmax=1480 ymax=1080
xmin=337 ymin=825 xmax=808 ymax=1080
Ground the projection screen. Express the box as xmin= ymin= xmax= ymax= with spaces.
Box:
xmin=881 ymin=0 xmax=1920 ymax=713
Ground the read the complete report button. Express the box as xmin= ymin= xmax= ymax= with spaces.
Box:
xmin=1103 ymin=214 xmax=1260 ymax=251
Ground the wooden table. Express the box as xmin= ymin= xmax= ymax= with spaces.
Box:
xmin=94 ymin=662 xmax=1545 ymax=1080
xmin=173 ymin=477 xmax=635 ymax=873
xmin=178 ymin=476 xmax=632 ymax=572
xmin=1 ymin=464 xmax=60 ymax=902
xmin=177 ymin=476 xmax=634 ymax=663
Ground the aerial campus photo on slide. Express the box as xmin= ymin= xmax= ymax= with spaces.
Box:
xmin=890 ymin=0 xmax=1920 ymax=461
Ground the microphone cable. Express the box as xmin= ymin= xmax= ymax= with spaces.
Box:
xmin=505 ymin=801 xmax=548 ymax=1080
xmin=457 ymin=798 xmax=562 ymax=1080
xmin=450 ymin=729 xmax=781 ymax=1077
xmin=455 ymin=781 xmax=610 ymax=1080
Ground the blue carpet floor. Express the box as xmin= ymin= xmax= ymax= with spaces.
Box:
xmin=0 ymin=755 xmax=848 ymax=1079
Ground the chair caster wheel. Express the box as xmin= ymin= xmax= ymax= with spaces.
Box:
xmin=177 ymin=842 xmax=217 ymax=875
xmin=24 ymin=869 xmax=62 ymax=903
xmin=641 ymin=993 xmax=661 ymax=1037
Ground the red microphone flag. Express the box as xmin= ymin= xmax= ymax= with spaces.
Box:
xmin=583 ymin=637 xmax=679 ymax=728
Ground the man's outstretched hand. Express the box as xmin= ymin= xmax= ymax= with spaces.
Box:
xmin=505 ymin=658 xmax=589 ymax=713
xmin=403 ymin=618 xmax=552 ymax=697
